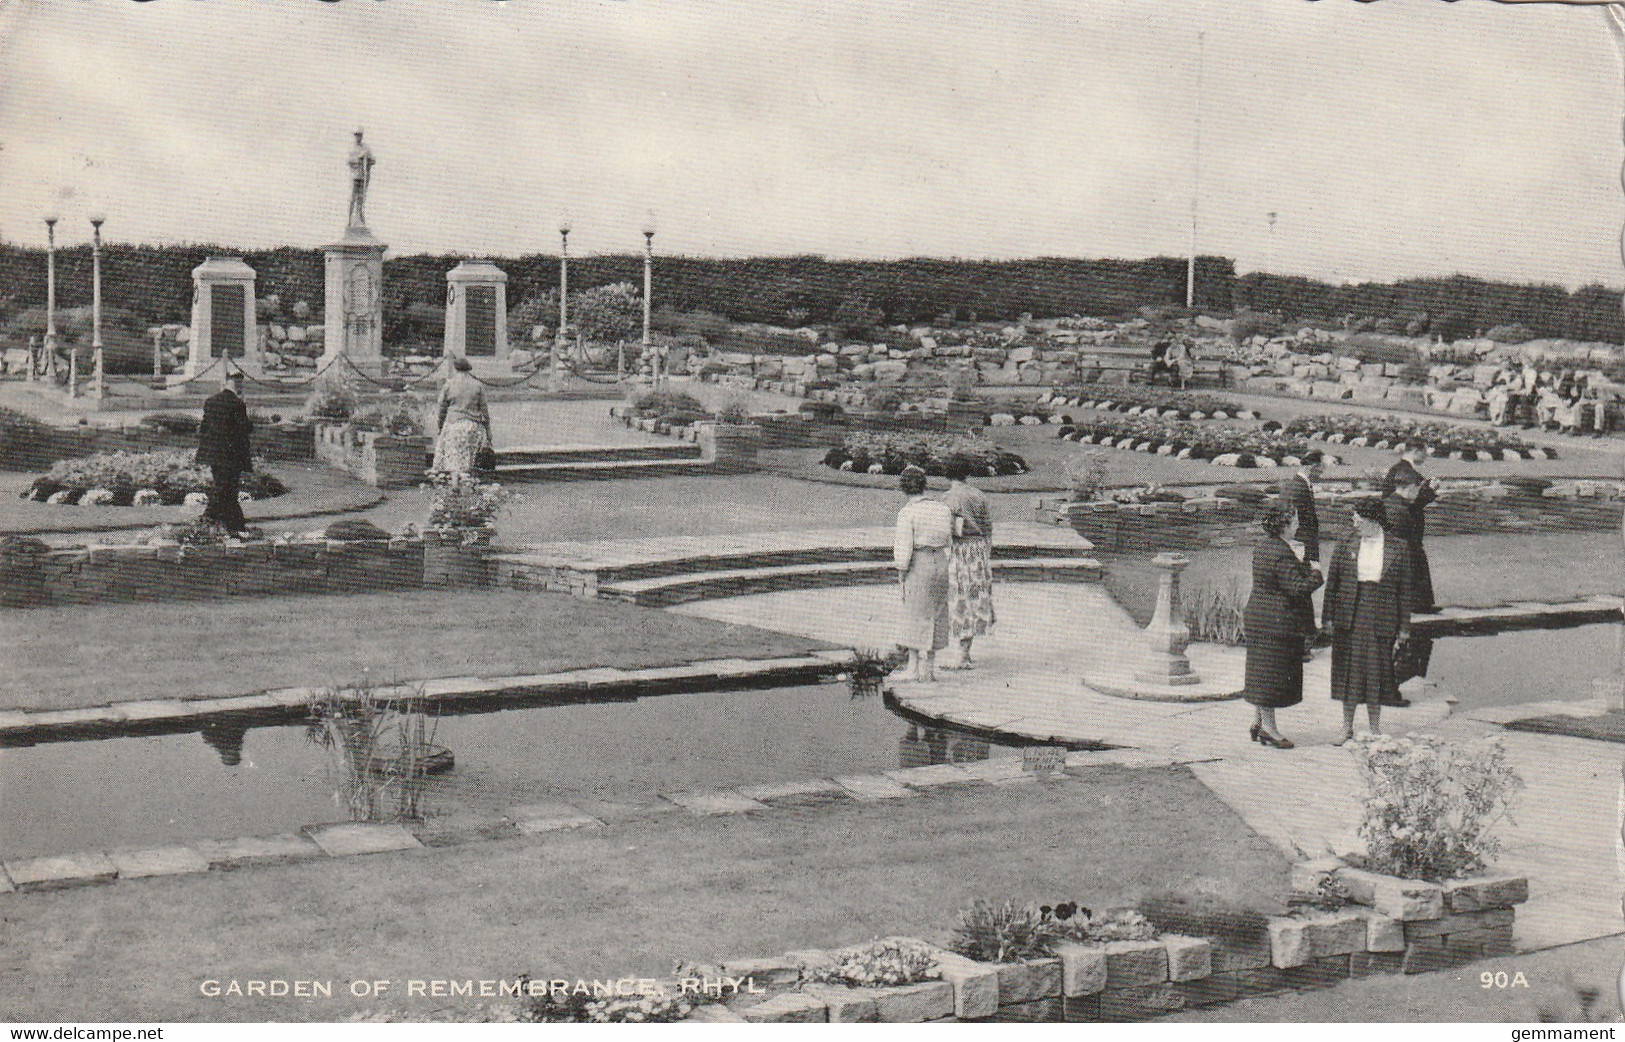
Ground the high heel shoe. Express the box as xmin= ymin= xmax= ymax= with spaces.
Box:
xmin=1249 ymin=723 xmax=1262 ymax=743
xmin=1257 ymin=731 xmax=1294 ymax=749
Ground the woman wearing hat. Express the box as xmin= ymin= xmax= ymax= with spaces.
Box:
xmin=433 ymin=356 xmax=493 ymax=476
xmin=1242 ymin=501 xmax=1324 ymax=749
xmin=892 ymin=465 xmax=955 ymax=683
xmin=1323 ymin=496 xmax=1416 ymax=744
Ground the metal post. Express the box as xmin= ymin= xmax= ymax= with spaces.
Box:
xmin=642 ymin=226 xmax=654 ymax=382
xmin=1186 ymin=30 xmax=1204 ymax=310
xmin=152 ymin=329 xmax=163 ymax=385
xmin=90 ymin=216 xmax=105 ymax=399
xmin=26 ymin=335 xmax=37 ymax=383
xmin=552 ymin=221 xmax=570 ymax=393
xmin=43 ymin=216 xmax=59 ymax=386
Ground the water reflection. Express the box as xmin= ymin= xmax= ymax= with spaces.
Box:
xmin=898 ymin=724 xmax=991 ymax=768
xmin=200 ymin=721 xmax=248 ymax=767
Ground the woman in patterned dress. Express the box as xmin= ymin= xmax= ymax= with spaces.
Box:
xmin=432 ymin=356 xmax=493 ymax=475
xmin=942 ymin=459 xmax=996 ymax=669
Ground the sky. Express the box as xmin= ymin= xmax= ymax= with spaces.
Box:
xmin=0 ymin=0 xmax=1623 ymax=289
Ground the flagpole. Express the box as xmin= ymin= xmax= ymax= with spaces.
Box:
xmin=1187 ymin=30 xmax=1205 ymax=310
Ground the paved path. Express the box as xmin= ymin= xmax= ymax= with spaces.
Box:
xmin=676 ymin=582 xmax=1622 ymax=952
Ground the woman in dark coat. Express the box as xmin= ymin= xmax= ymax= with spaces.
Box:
xmin=1324 ymin=496 xmax=1416 ymax=745
xmin=1382 ymin=457 xmax=1437 ymax=683
xmin=1380 ymin=456 xmax=1436 ymax=612
xmin=1242 ymin=501 xmax=1325 ymax=749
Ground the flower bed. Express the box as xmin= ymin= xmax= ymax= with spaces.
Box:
xmin=1056 ymin=416 xmax=1328 ymax=468
xmin=822 ymin=430 xmax=1028 ymax=477
xmin=19 ymin=450 xmax=287 ymax=507
xmin=1278 ymin=414 xmax=1552 ymax=461
xmin=1049 ymin=387 xmax=1252 ymax=421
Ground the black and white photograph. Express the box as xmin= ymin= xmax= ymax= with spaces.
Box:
xmin=1 ymin=0 xmax=1624 ymax=1028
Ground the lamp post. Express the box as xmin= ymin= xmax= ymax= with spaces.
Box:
xmin=89 ymin=213 xmax=106 ymax=399
xmin=641 ymin=213 xmax=655 ymax=382
xmin=43 ymin=214 xmax=59 ymax=387
xmin=552 ymin=217 xmax=571 ymax=393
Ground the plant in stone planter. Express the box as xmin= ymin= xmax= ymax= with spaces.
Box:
xmin=306 ymin=679 xmax=440 ymax=823
xmin=1062 ymin=450 xmax=1111 ymax=502
xmin=801 ymin=939 xmax=941 ymax=988
xmin=1286 ymin=872 xmax=1354 ymax=914
xmin=423 ymin=472 xmax=514 ymax=541
xmin=1349 ymin=734 xmax=1524 ymax=882
xmin=949 ymin=900 xmax=1063 ymax=963
xmin=846 ymin=647 xmax=907 ymax=698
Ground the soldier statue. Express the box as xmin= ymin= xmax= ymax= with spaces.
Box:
xmin=346 ymin=129 xmax=375 ymax=229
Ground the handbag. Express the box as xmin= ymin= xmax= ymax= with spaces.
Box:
xmin=473 ymin=445 xmax=498 ymax=473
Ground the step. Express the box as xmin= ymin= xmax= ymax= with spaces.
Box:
xmin=495 ymin=457 xmax=712 ymax=482
xmin=599 ymin=556 xmax=1103 ymax=607
xmin=592 ymin=542 xmax=1103 ymax=584
xmin=497 ymin=443 xmax=703 ymax=466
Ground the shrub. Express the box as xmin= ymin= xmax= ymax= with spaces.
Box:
xmin=1062 ymin=450 xmax=1110 ymax=502
xmin=713 ymin=392 xmax=753 ymax=425
xmin=423 ymin=472 xmax=513 ymax=531
xmin=518 ymin=983 xmax=704 ymax=1024
xmin=801 ymin=939 xmax=941 ymax=988
xmin=949 ymin=900 xmax=1060 ymax=963
xmin=1231 ymin=309 xmax=1281 ymax=342
xmin=631 ymin=389 xmax=710 ymax=426
xmin=0 ymin=406 xmax=53 ymax=468
xmin=1485 ymin=323 xmax=1534 ymax=345
xmin=827 ymin=430 xmax=1025 ymax=478
xmin=1287 ymin=873 xmax=1354 ymax=914
xmin=139 ymin=412 xmax=200 ymax=436
xmin=1350 ymin=734 xmax=1523 ymax=882
xmin=350 ymin=398 xmax=426 ymax=437
xmin=26 ymin=450 xmax=284 ymax=505
xmin=304 ymin=372 xmax=360 ymax=423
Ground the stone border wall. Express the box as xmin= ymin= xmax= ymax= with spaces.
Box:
xmin=1059 ymin=481 xmax=1624 ymax=555
xmin=1 ymin=420 xmax=314 ymax=473
xmin=14 ymin=537 xmax=431 ymax=606
xmin=312 ymin=424 xmax=432 ymax=489
xmin=700 ymin=867 xmax=1529 ymax=1025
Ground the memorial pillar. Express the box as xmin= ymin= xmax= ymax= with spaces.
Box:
xmin=442 ymin=260 xmax=510 ymax=372
xmin=181 ymin=257 xmax=258 ymax=382
xmin=322 ymin=226 xmax=387 ymax=377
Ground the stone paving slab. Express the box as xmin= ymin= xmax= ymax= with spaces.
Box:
xmin=508 ymin=801 xmax=602 ymax=834
xmin=193 ymin=833 xmax=325 ymax=865
xmin=2 ymin=852 xmax=118 ymax=890
xmin=664 ymin=789 xmax=768 ymax=815
xmin=108 ymin=846 xmax=211 ymax=878
xmin=181 ymin=694 xmax=283 ymax=714
xmin=1466 ymin=697 xmax=1614 ymax=725
xmin=735 ymin=778 xmax=847 ymax=802
xmin=263 ymin=687 xmax=321 ymax=708
xmin=304 ymin=823 xmax=424 ymax=857
xmin=883 ymin=764 xmax=975 ymax=788
xmin=17 ymin=707 xmax=123 ymax=730
xmin=833 ymin=774 xmax=916 ymax=800
xmin=109 ymin=700 xmax=199 ymax=722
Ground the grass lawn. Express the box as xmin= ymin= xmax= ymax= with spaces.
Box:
xmin=0 ymin=589 xmax=832 ymax=712
xmin=0 ymin=765 xmax=1292 ymax=1022
xmin=1106 ymin=530 xmax=1622 ymax=627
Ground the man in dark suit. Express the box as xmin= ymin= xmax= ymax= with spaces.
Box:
xmin=196 ymin=371 xmax=254 ymax=534
xmin=1277 ymin=459 xmax=1323 ymax=656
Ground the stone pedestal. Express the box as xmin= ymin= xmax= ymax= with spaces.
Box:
xmin=443 ymin=260 xmax=509 ymax=369
xmin=1081 ymin=551 xmax=1240 ymax=703
xmin=322 ymin=226 xmax=386 ymax=377
xmin=182 ymin=257 xmax=258 ymax=381
xmin=1135 ymin=553 xmax=1200 ymax=686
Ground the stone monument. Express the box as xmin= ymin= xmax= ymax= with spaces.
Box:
xmin=180 ymin=256 xmax=258 ymax=382
xmin=322 ymin=129 xmax=386 ymax=376
xmin=443 ymin=260 xmax=511 ymax=370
